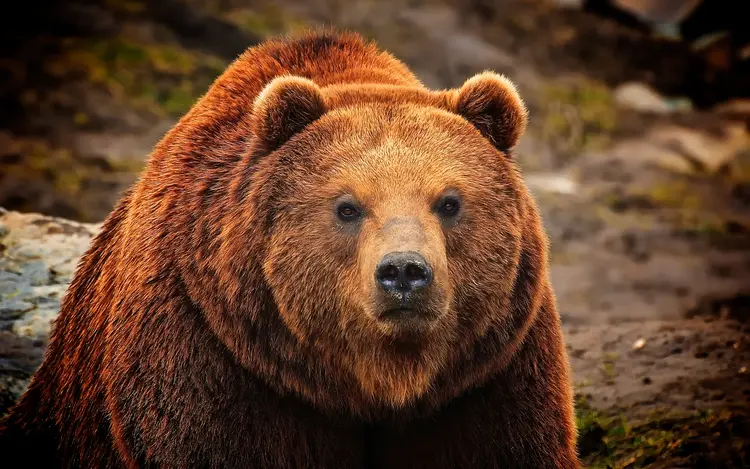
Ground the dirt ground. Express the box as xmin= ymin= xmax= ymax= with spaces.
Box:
xmin=545 ymin=145 xmax=750 ymax=466
xmin=1 ymin=0 xmax=749 ymax=467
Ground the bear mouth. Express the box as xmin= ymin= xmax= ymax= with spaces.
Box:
xmin=376 ymin=307 xmax=440 ymax=340
xmin=379 ymin=307 xmax=440 ymax=322
xmin=380 ymin=307 xmax=420 ymax=320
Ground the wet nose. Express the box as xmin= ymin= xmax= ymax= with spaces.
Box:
xmin=375 ymin=252 xmax=433 ymax=294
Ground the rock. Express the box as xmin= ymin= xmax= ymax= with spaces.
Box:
xmin=23 ymin=261 xmax=50 ymax=287
xmin=397 ymin=6 xmax=521 ymax=87
xmin=589 ymin=120 xmax=750 ymax=174
xmin=525 ymin=173 xmax=579 ymax=195
xmin=0 ymin=329 xmax=47 ymax=415
xmin=607 ymin=139 xmax=696 ymax=173
xmin=12 ymin=307 xmax=61 ymax=339
xmin=72 ymin=121 xmax=174 ymax=165
xmin=714 ymin=99 xmax=750 ymax=116
xmin=614 ymin=82 xmax=692 ymax=114
xmin=0 ymin=210 xmax=97 ymax=415
xmin=553 ymin=0 xmax=584 ymax=8
xmin=612 ymin=0 xmax=702 ymax=24
xmin=0 ymin=300 xmax=34 ymax=319
xmin=0 ymin=210 xmax=97 ymax=341
xmin=649 ymin=122 xmax=750 ymax=173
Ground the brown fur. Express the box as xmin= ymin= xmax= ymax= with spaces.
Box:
xmin=0 ymin=30 xmax=578 ymax=468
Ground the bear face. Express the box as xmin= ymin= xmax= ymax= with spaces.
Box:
xmin=210 ymin=73 xmax=532 ymax=409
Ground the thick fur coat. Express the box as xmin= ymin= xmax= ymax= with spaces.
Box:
xmin=0 ymin=31 xmax=579 ymax=468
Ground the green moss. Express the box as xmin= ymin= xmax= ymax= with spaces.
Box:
xmin=638 ymin=180 xmax=749 ymax=239
xmin=541 ymin=78 xmax=617 ymax=154
xmin=55 ymin=169 xmax=83 ymax=194
xmin=602 ymin=179 xmax=748 ymax=242
xmin=575 ymin=381 xmax=592 ymax=391
xmin=226 ymin=5 xmax=308 ymax=37
xmin=576 ymin=396 xmax=748 ymax=468
xmin=73 ymin=112 xmax=90 ymax=126
xmin=107 ymin=157 xmax=146 ymax=174
xmin=47 ymin=36 xmax=227 ymax=117
xmin=645 ymin=181 xmax=701 ymax=210
xmin=161 ymin=80 xmax=200 ymax=115
xmin=3 ymin=141 xmax=82 ymax=199
xmin=601 ymin=353 xmax=618 ymax=385
xmin=0 ymin=137 xmax=142 ymax=210
xmin=601 ymin=362 xmax=616 ymax=383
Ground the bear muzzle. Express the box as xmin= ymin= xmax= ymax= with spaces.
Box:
xmin=373 ymin=251 xmax=443 ymax=327
xmin=375 ymin=251 xmax=433 ymax=295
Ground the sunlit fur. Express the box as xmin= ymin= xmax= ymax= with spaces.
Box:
xmin=0 ymin=30 xmax=578 ymax=468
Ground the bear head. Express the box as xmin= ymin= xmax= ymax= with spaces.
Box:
xmin=188 ymin=71 xmax=542 ymax=415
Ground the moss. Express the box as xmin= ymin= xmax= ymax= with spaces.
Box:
xmin=576 ymin=396 xmax=749 ymax=468
xmin=73 ymin=112 xmax=90 ymax=126
xmin=601 ymin=353 xmax=618 ymax=385
xmin=541 ymin=77 xmax=617 ymax=155
xmin=226 ymin=4 xmax=308 ymax=37
xmin=549 ymin=249 xmax=575 ymax=265
xmin=576 ymin=378 xmax=593 ymax=388
xmin=46 ymin=36 xmax=226 ymax=117
xmin=0 ymin=136 xmax=140 ymax=210
xmin=644 ymin=181 xmax=701 ymax=210
xmin=594 ymin=204 xmax=655 ymax=231
xmin=602 ymin=179 xmax=749 ymax=244
xmin=161 ymin=80 xmax=200 ymax=115
xmin=641 ymin=180 xmax=749 ymax=241
xmin=107 ymin=157 xmax=146 ymax=174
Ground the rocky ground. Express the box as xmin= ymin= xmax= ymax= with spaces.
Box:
xmin=2 ymin=0 xmax=750 ymax=467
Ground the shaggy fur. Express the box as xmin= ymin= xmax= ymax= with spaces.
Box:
xmin=0 ymin=31 xmax=579 ymax=468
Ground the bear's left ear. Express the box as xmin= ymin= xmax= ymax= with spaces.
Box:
xmin=452 ymin=71 xmax=528 ymax=152
xmin=252 ymin=76 xmax=327 ymax=151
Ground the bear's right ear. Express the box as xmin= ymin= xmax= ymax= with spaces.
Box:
xmin=252 ymin=76 xmax=327 ymax=151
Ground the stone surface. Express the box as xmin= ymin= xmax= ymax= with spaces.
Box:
xmin=648 ymin=122 xmax=750 ymax=173
xmin=613 ymin=82 xmax=689 ymax=114
xmin=0 ymin=208 xmax=99 ymax=408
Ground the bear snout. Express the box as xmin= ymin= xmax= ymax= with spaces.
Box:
xmin=373 ymin=251 xmax=440 ymax=324
xmin=375 ymin=251 xmax=433 ymax=294
xmin=372 ymin=252 xmax=449 ymax=327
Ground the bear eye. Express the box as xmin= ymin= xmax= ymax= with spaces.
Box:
xmin=336 ymin=202 xmax=362 ymax=222
xmin=436 ymin=194 xmax=461 ymax=218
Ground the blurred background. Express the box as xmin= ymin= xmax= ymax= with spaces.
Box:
xmin=0 ymin=0 xmax=749 ymax=467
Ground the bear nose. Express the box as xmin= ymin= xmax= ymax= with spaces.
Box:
xmin=375 ymin=252 xmax=433 ymax=294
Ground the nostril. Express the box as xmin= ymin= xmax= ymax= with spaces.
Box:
xmin=376 ymin=252 xmax=433 ymax=293
xmin=377 ymin=264 xmax=400 ymax=284
xmin=404 ymin=261 xmax=432 ymax=290
xmin=405 ymin=263 xmax=427 ymax=284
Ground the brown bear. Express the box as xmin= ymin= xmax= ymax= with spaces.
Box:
xmin=0 ymin=31 xmax=579 ymax=468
